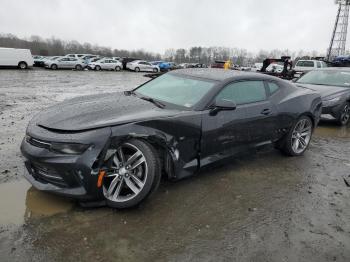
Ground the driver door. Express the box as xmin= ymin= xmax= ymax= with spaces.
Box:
xmin=200 ymin=80 xmax=275 ymax=166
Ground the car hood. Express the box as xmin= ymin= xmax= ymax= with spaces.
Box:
xmin=296 ymin=83 xmax=349 ymax=99
xmin=31 ymin=92 xmax=182 ymax=131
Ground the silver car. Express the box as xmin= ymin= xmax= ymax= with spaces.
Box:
xmin=126 ymin=60 xmax=159 ymax=72
xmin=88 ymin=59 xmax=123 ymax=71
xmin=45 ymin=57 xmax=85 ymax=70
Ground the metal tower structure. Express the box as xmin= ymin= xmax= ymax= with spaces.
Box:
xmin=327 ymin=0 xmax=350 ymax=60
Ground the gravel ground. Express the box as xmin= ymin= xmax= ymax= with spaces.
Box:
xmin=0 ymin=68 xmax=349 ymax=262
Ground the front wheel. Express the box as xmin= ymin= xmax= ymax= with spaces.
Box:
xmin=134 ymin=67 xmax=140 ymax=72
xmin=153 ymin=68 xmax=158 ymax=73
xmin=75 ymin=64 xmax=83 ymax=70
xmin=95 ymin=65 xmax=101 ymax=71
xmin=337 ymin=102 xmax=350 ymax=126
xmin=279 ymin=116 xmax=313 ymax=156
xmin=102 ymin=139 xmax=161 ymax=209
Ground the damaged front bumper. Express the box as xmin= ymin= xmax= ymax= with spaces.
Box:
xmin=20 ymin=124 xmax=111 ymax=200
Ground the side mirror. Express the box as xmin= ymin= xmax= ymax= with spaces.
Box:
xmin=292 ymin=78 xmax=298 ymax=82
xmin=210 ymin=99 xmax=237 ymax=115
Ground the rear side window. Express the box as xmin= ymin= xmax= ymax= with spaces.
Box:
xmin=267 ymin=82 xmax=280 ymax=94
xmin=217 ymin=81 xmax=267 ymax=105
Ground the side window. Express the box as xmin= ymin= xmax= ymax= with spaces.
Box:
xmin=267 ymin=82 xmax=280 ymax=94
xmin=216 ymin=81 xmax=267 ymax=105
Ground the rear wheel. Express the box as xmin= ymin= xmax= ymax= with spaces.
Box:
xmin=75 ymin=64 xmax=83 ymax=70
xmin=51 ymin=64 xmax=58 ymax=70
xmin=95 ymin=65 xmax=101 ymax=71
xmin=102 ymin=139 xmax=161 ymax=209
xmin=18 ymin=62 xmax=28 ymax=69
xmin=337 ymin=102 xmax=350 ymax=126
xmin=280 ymin=116 xmax=313 ymax=156
xmin=115 ymin=66 xmax=121 ymax=71
xmin=135 ymin=67 xmax=140 ymax=72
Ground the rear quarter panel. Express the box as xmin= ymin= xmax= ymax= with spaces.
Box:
xmin=271 ymin=82 xmax=322 ymax=131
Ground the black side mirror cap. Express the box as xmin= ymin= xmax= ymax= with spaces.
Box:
xmin=210 ymin=99 xmax=237 ymax=115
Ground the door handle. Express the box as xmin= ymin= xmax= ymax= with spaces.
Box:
xmin=261 ymin=109 xmax=272 ymax=115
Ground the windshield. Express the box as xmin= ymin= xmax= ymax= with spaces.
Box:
xmin=135 ymin=74 xmax=216 ymax=108
xmin=297 ymin=70 xmax=350 ymax=88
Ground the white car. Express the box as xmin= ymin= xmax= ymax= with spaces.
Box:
xmin=126 ymin=60 xmax=159 ymax=72
xmin=266 ymin=63 xmax=284 ymax=73
xmin=0 ymin=47 xmax=34 ymax=69
xmin=294 ymin=60 xmax=327 ymax=73
xmin=88 ymin=59 xmax=123 ymax=71
xmin=45 ymin=57 xmax=85 ymax=70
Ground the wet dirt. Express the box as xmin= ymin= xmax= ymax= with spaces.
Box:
xmin=0 ymin=69 xmax=349 ymax=262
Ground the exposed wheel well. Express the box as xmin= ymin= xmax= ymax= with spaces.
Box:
xmin=300 ymin=113 xmax=315 ymax=128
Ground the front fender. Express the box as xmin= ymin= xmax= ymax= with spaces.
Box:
xmin=108 ymin=115 xmax=202 ymax=180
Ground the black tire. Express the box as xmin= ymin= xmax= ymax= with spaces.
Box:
xmin=104 ymin=139 xmax=161 ymax=209
xmin=75 ymin=64 xmax=83 ymax=70
xmin=337 ymin=102 xmax=350 ymax=126
xmin=18 ymin=62 xmax=28 ymax=69
xmin=153 ymin=68 xmax=158 ymax=73
xmin=135 ymin=67 xmax=140 ymax=72
xmin=51 ymin=64 xmax=58 ymax=70
xmin=115 ymin=66 xmax=121 ymax=71
xmin=279 ymin=116 xmax=313 ymax=156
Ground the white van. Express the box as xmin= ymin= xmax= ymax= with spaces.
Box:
xmin=0 ymin=47 xmax=34 ymax=69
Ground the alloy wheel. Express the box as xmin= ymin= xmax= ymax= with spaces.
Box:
xmin=291 ymin=118 xmax=312 ymax=154
xmin=103 ymin=143 xmax=148 ymax=203
xmin=340 ymin=104 xmax=350 ymax=125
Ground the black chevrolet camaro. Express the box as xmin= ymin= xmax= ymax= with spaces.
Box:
xmin=21 ymin=69 xmax=322 ymax=208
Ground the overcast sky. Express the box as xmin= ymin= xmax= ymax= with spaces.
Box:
xmin=0 ymin=0 xmax=340 ymax=54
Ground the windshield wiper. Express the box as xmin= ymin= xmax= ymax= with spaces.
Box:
xmin=138 ymin=96 xmax=165 ymax=108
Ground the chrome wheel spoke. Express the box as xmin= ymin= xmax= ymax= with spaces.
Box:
xmin=124 ymin=176 xmax=141 ymax=194
xmin=299 ymin=137 xmax=306 ymax=147
xmin=118 ymin=147 xmax=126 ymax=164
xmin=125 ymin=150 xmax=142 ymax=167
xmin=130 ymin=174 xmax=145 ymax=188
xmin=107 ymin=176 xmax=120 ymax=197
xmin=112 ymin=179 xmax=124 ymax=200
xmin=131 ymin=156 xmax=146 ymax=170
xmin=294 ymin=139 xmax=300 ymax=150
xmin=113 ymin=154 xmax=121 ymax=167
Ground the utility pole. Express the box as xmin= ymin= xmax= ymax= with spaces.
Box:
xmin=327 ymin=0 xmax=350 ymax=61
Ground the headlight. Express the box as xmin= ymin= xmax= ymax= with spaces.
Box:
xmin=50 ymin=143 xmax=91 ymax=155
xmin=322 ymin=97 xmax=341 ymax=107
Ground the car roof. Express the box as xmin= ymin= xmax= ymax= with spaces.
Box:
xmin=169 ymin=68 xmax=280 ymax=82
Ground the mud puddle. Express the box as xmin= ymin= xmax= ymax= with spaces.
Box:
xmin=315 ymin=124 xmax=350 ymax=138
xmin=0 ymin=179 xmax=74 ymax=225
